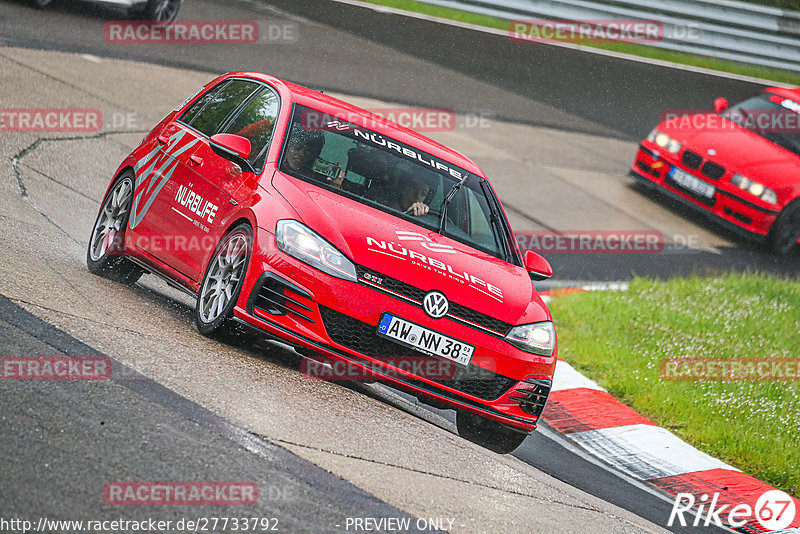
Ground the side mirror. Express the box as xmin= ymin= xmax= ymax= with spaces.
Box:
xmin=209 ymin=133 xmax=255 ymax=173
xmin=524 ymin=250 xmax=553 ymax=281
xmin=713 ymin=97 xmax=729 ymax=114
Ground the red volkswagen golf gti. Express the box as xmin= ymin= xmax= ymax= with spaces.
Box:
xmin=630 ymin=86 xmax=800 ymax=254
xmin=87 ymin=72 xmax=556 ymax=453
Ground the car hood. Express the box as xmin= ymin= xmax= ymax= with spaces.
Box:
xmin=270 ymin=172 xmax=548 ymax=325
xmin=660 ymin=114 xmax=800 ymax=189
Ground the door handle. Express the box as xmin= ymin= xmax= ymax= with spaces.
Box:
xmin=189 ymin=155 xmax=204 ymax=166
xmin=157 ymin=134 xmax=170 ymax=144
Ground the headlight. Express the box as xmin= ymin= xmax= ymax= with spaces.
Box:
xmin=647 ymin=129 xmax=681 ymax=154
xmin=505 ymin=321 xmax=555 ymax=356
xmin=276 ymin=220 xmax=357 ymax=282
xmin=730 ymin=174 xmax=777 ymax=204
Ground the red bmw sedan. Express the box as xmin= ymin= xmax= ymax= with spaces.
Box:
xmin=630 ymin=86 xmax=800 ymax=255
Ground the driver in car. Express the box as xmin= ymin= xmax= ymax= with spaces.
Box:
xmin=367 ymin=163 xmax=433 ymax=216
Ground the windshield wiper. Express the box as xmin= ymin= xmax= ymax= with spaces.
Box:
xmin=438 ymin=173 xmax=470 ymax=234
xmin=479 ymin=178 xmax=513 ymax=263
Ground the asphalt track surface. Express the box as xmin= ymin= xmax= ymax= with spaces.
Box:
xmin=0 ymin=0 xmax=796 ymax=532
xmin=0 ymin=295 xmax=422 ymax=532
xmin=0 ymin=289 xmax=718 ymax=533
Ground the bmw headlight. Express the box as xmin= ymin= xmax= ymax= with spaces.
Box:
xmin=505 ymin=321 xmax=555 ymax=356
xmin=276 ymin=220 xmax=357 ymax=282
xmin=647 ymin=129 xmax=682 ymax=154
xmin=730 ymin=174 xmax=777 ymax=204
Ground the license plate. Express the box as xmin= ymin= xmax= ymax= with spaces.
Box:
xmin=669 ymin=167 xmax=715 ymax=199
xmin=376 ymin=313 xmax=474 ymax=366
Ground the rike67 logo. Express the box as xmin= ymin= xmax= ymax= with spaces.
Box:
xmin=669 ymin=490 xmax=797 ymax=531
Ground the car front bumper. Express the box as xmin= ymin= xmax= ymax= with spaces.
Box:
xmin=631 ymin=144 xmax=779 ymax=240
xmin=232 ymin=227 xmax=556 ymax=432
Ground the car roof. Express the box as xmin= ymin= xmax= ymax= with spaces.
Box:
xmin=226 ymin=71 xmax=486 ymax=177
xmin=766 ymin=86 xmax=800 ymax=101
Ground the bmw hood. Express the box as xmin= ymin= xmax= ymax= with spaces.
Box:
xmin=271 ymin=172 xmax=548 ymax=326
xmin=659 ymin=114 xmax=800 ymax=190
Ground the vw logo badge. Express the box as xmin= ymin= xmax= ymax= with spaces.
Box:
xmin=423 ymin=291 xmax=449 ymax=319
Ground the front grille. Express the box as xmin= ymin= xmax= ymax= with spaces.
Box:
xmin=508 ymin=379 xmax=551 ymax=417
xmin=355 ymin=264 xmax=512 ymax=336
xmin=701 ymin=161 xmax=725 ymax=180
xmin=318 ymin=305 xmax=517 ymax=401
xmin=682 ymin=150 xmax=702 ymax=169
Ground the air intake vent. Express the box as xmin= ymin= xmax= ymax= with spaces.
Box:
xmin=248 ymin=272 xmax=315 ymax=323
xmin=508 ymin=379 xmax=551 ymax=417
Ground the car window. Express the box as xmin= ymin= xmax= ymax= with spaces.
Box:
xmin=179 ymin=81 xmax=227 ymax=125
xmin=223 ymin=87 xmax=280 ymax=168
xmin=279 ymin=105 xmax=517 ymax=262
xmin=185 ymin=79 xmax=260 ymax=137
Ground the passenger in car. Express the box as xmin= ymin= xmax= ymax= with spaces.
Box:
xmin=283 ymin=129 xmax=345 ymax=188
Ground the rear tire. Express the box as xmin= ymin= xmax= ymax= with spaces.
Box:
xmin=195 ymin=224 xmax=252 ymax=338
xmin=456 ymin=410 xmax=529 ymax=454
xmin=87 ymin=170 xmax=143 ymax=284
xmin=769 ymin=200 xmax=800 ymax=256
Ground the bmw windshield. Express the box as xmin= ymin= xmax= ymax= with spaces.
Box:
xmin=279 ymin=105 xmax=519 ymax=263
xmin=721 ymin=92 xmax=800 ymax=156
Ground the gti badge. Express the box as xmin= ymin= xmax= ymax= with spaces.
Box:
xmin=423 ymin=291 xmax=449 ymax=319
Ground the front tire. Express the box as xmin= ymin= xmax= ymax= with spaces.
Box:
xmin=87 ymin=170 xmax=143 ymax=284
xmin=769 ymin=200 xmax=800 ymax=256
xmin=195 ymin=224 xmax=252 ymax=337
xmin=456 ymin=411 xmax=529 ymax=454
xmin=131 ymin=0 xmax=182 ymax=22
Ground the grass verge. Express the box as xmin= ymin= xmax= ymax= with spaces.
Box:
xmin=357 ymin=0 xmax=800 ymax=85
xmin=547 ymin=274 xmax=800 ymax=497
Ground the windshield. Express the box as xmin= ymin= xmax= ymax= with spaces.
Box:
xmin=279 ymin=105 xmax=518 ymax=263
xmin=721 ymin=92 xmax=800 ymax=156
